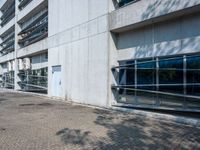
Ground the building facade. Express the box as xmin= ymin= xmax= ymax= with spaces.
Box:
xmin=0 ymin=0 xmax=200 ymax=112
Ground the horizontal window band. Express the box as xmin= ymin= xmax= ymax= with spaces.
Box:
xmin=112 ymin=86 xmax=200 ymax=100
xmin=116 ymin=83 xmax=200 ymax=87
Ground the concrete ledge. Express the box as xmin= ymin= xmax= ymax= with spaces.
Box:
xmin=17 ymin=38 xmax=48 ymax=58
xmin=0 ymin=52 xmax=15 ymax=63
xmin=110 ymin=0 xmax=200 ymax=32
xmin=17 ymin=0 xmax=47 ymax=22
xmin=0 ymin=17 xmax=15 ymax=35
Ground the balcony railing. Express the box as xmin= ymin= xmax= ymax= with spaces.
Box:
xmin=0 ymin=1 xmax=15 ymax=27
xmin=18 ymin=10 xmax=48 ymax=47
xmin=0 ymin=30 xmax=15 ymax=56
xmin=118 ymin=0 xmax=139 ymax=7
xmin=18 ymin=67 xmax=48 ymax=93
xmin=1 ymin=71 xmax=14 ymax=89
xmin=18 ymin=0 xmax=33 ymax=10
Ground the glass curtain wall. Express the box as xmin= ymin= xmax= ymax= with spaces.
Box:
xmin=113 ymin=53 xmax=200 ymax=111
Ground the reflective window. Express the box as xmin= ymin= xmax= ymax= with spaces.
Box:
xmin=126 ymin=61 xmax=135 ymax=86
xmin=186 ymin=56 xmax=200 ymax=96
xmin=159 ymin=57 xmax=183 ymax=94
xmin=137 ymin=59 xmax=156 ymax=91
xmin=114 ymin=53 xmax=200 ymax=111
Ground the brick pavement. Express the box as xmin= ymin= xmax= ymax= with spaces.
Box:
xmin=0 ymin=92 xmax=200 ymax=150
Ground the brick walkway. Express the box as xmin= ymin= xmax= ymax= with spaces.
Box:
xmin=0 ymin=92 xmax=199 ymax=150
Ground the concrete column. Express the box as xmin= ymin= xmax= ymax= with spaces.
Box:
xmin=14 ymin=0 xmax=21 ymax=90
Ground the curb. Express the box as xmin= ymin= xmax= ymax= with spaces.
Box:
xmin=113 ymin=107 xmax=200 ymax=127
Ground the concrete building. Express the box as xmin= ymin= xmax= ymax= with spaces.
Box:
xmin=0 ymin=0 xmax=200 ymax=112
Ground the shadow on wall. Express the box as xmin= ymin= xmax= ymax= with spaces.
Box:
xmin=56 ymin=109 xmax=200 ymax=149
xmin=114 ymin=0 xmax=200 ymax=59
xmin=141 ymin=0 xmax=191 ymax=20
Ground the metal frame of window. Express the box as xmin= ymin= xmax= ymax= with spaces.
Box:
xmin=112 ymin=52 xmax=200 ymax=111
xmin=1 ymin=71 xmax=15 ymax=89
xmin=18 ymin=9 xmax=48 ymax=47
xmin=0 ymin=0 xmax=15 ymax=27
xmin=18 ymin=67 xmax=48 ymax=93
xmin=118 ymin=0 xmax=140 ymax=8
xmin=0 ymin=29 xmax=15 ymax=56
xmin=18 ymin=0 xmax=33 ymax=10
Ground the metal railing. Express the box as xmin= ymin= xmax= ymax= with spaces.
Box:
xmin=0 ymin=1 xmax=15 ymax=27
xmin=18 ymin=68 xmax=48 ymax=93
xmin=118 ymin=0 xmax=139 ymax=7
xmin=0 ymin=31 xmax=15 ymax=56
xmin=18 ymin=0 xmax=33 ymax=10
xmin=112 ymin=53 xmax=200 ymax=111
xmin=18 ymin=10 xmax=48 ymax=47
xmin=1 ymin=72 xmax=15 ymax=89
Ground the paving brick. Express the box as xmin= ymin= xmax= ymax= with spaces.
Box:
xmin=0 ymin=92 xmax=199 ymax=150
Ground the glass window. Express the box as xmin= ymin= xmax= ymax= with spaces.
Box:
xmin=118 ymin=60 xmax=136 ymax=104
xmin=115 ymin=53 xmax=200 ymax=111
xmin=136 ymin=91 xmax=156 ymax=106
xmin=186 ymin=97 xmax=200 ymax=109
xmin=137 ymin=59 xmax=156 ymax=90
xmin=159 ymin=94 xmax=183 ymax=108
xmin=159 ymin=57 xmax=183 ymax=94
xmin=186 ymin=55 xmax=200 ymax=96
xmin=126 ymin=60 xmax=135 ymax=86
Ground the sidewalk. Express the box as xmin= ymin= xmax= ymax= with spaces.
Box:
xmin=0 ymin=92 xmax=199 ymax=150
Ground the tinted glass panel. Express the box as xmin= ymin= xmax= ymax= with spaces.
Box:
xmin=159 ymin=94 xmax=183 ymax=108
xmin=136 ymin=91 xmax=156 ymax=105
xmin=118 ymin=89 xmax=136 ymax=104
xmin=186 ymin=98 xmax=200 ymax=109
xmin=159 ymin=57 xmax=183 ymax=94
xmin=119 ymin=61 xmax=127 ymax=85
xmin=119 ymin=68 xmax=126 ymax=85
xmin=116 ymin=54 xmax=200 ymax=112
xmin=126 ymin=60 xmax=135 ymax=85
xmin=159 ymin=57 xmax=183 ymax=84
xmin=137 ymin=59 xmax=156 ymax=90
xmin=186 ymin=56 xmax=200 ymax=96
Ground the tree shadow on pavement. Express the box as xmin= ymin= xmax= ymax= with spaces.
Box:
xmin=93 ymin=109 xmax=200 ymax=150
xmin=56 ymin=109 xmax=200 ymax=150
xmin=56 ymin=128 xmax=91 ymax=146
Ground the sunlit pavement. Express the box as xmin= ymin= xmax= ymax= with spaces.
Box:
xmin=0 ymin=92 xmax=200 ymax=150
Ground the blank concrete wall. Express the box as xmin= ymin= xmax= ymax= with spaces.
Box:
xmin=48 ymin=0 xmax=110 ymax=107
xmin=117 ymin=12 xmax=200 ymax=60
xmin=49 ymin=0 xmax=109 ymax=36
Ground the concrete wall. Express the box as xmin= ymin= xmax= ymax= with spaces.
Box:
xmin=48 ymin=0 xmax=110 ymax=107
xmin=0 ymin=52 xmax=15 ymax=63
xmin=115 ymin=12 xmax=200 ymax=60
xmin=31 ymin=53 xmax=48 ymax=70
xmin=110 ymin=0 xmax=200 ymax=32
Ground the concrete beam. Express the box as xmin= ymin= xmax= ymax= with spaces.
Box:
xmin=0 ymin=52 xmax=15 ymax=63
xmin=17 ymin=0 xmax=47 ymax=23
xmin=17 ymin=38 xmax=48 ymax=58
xmin=110 ymin=0 xmax=200 ymax=32
xmin=0 ymin=17 xmax=15 ymax=36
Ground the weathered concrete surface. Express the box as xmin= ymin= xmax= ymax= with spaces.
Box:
xmin=110 ymin=0 xmax=200 ymax=32
xmin=0 ymin=92 xmax=200 ymax=150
